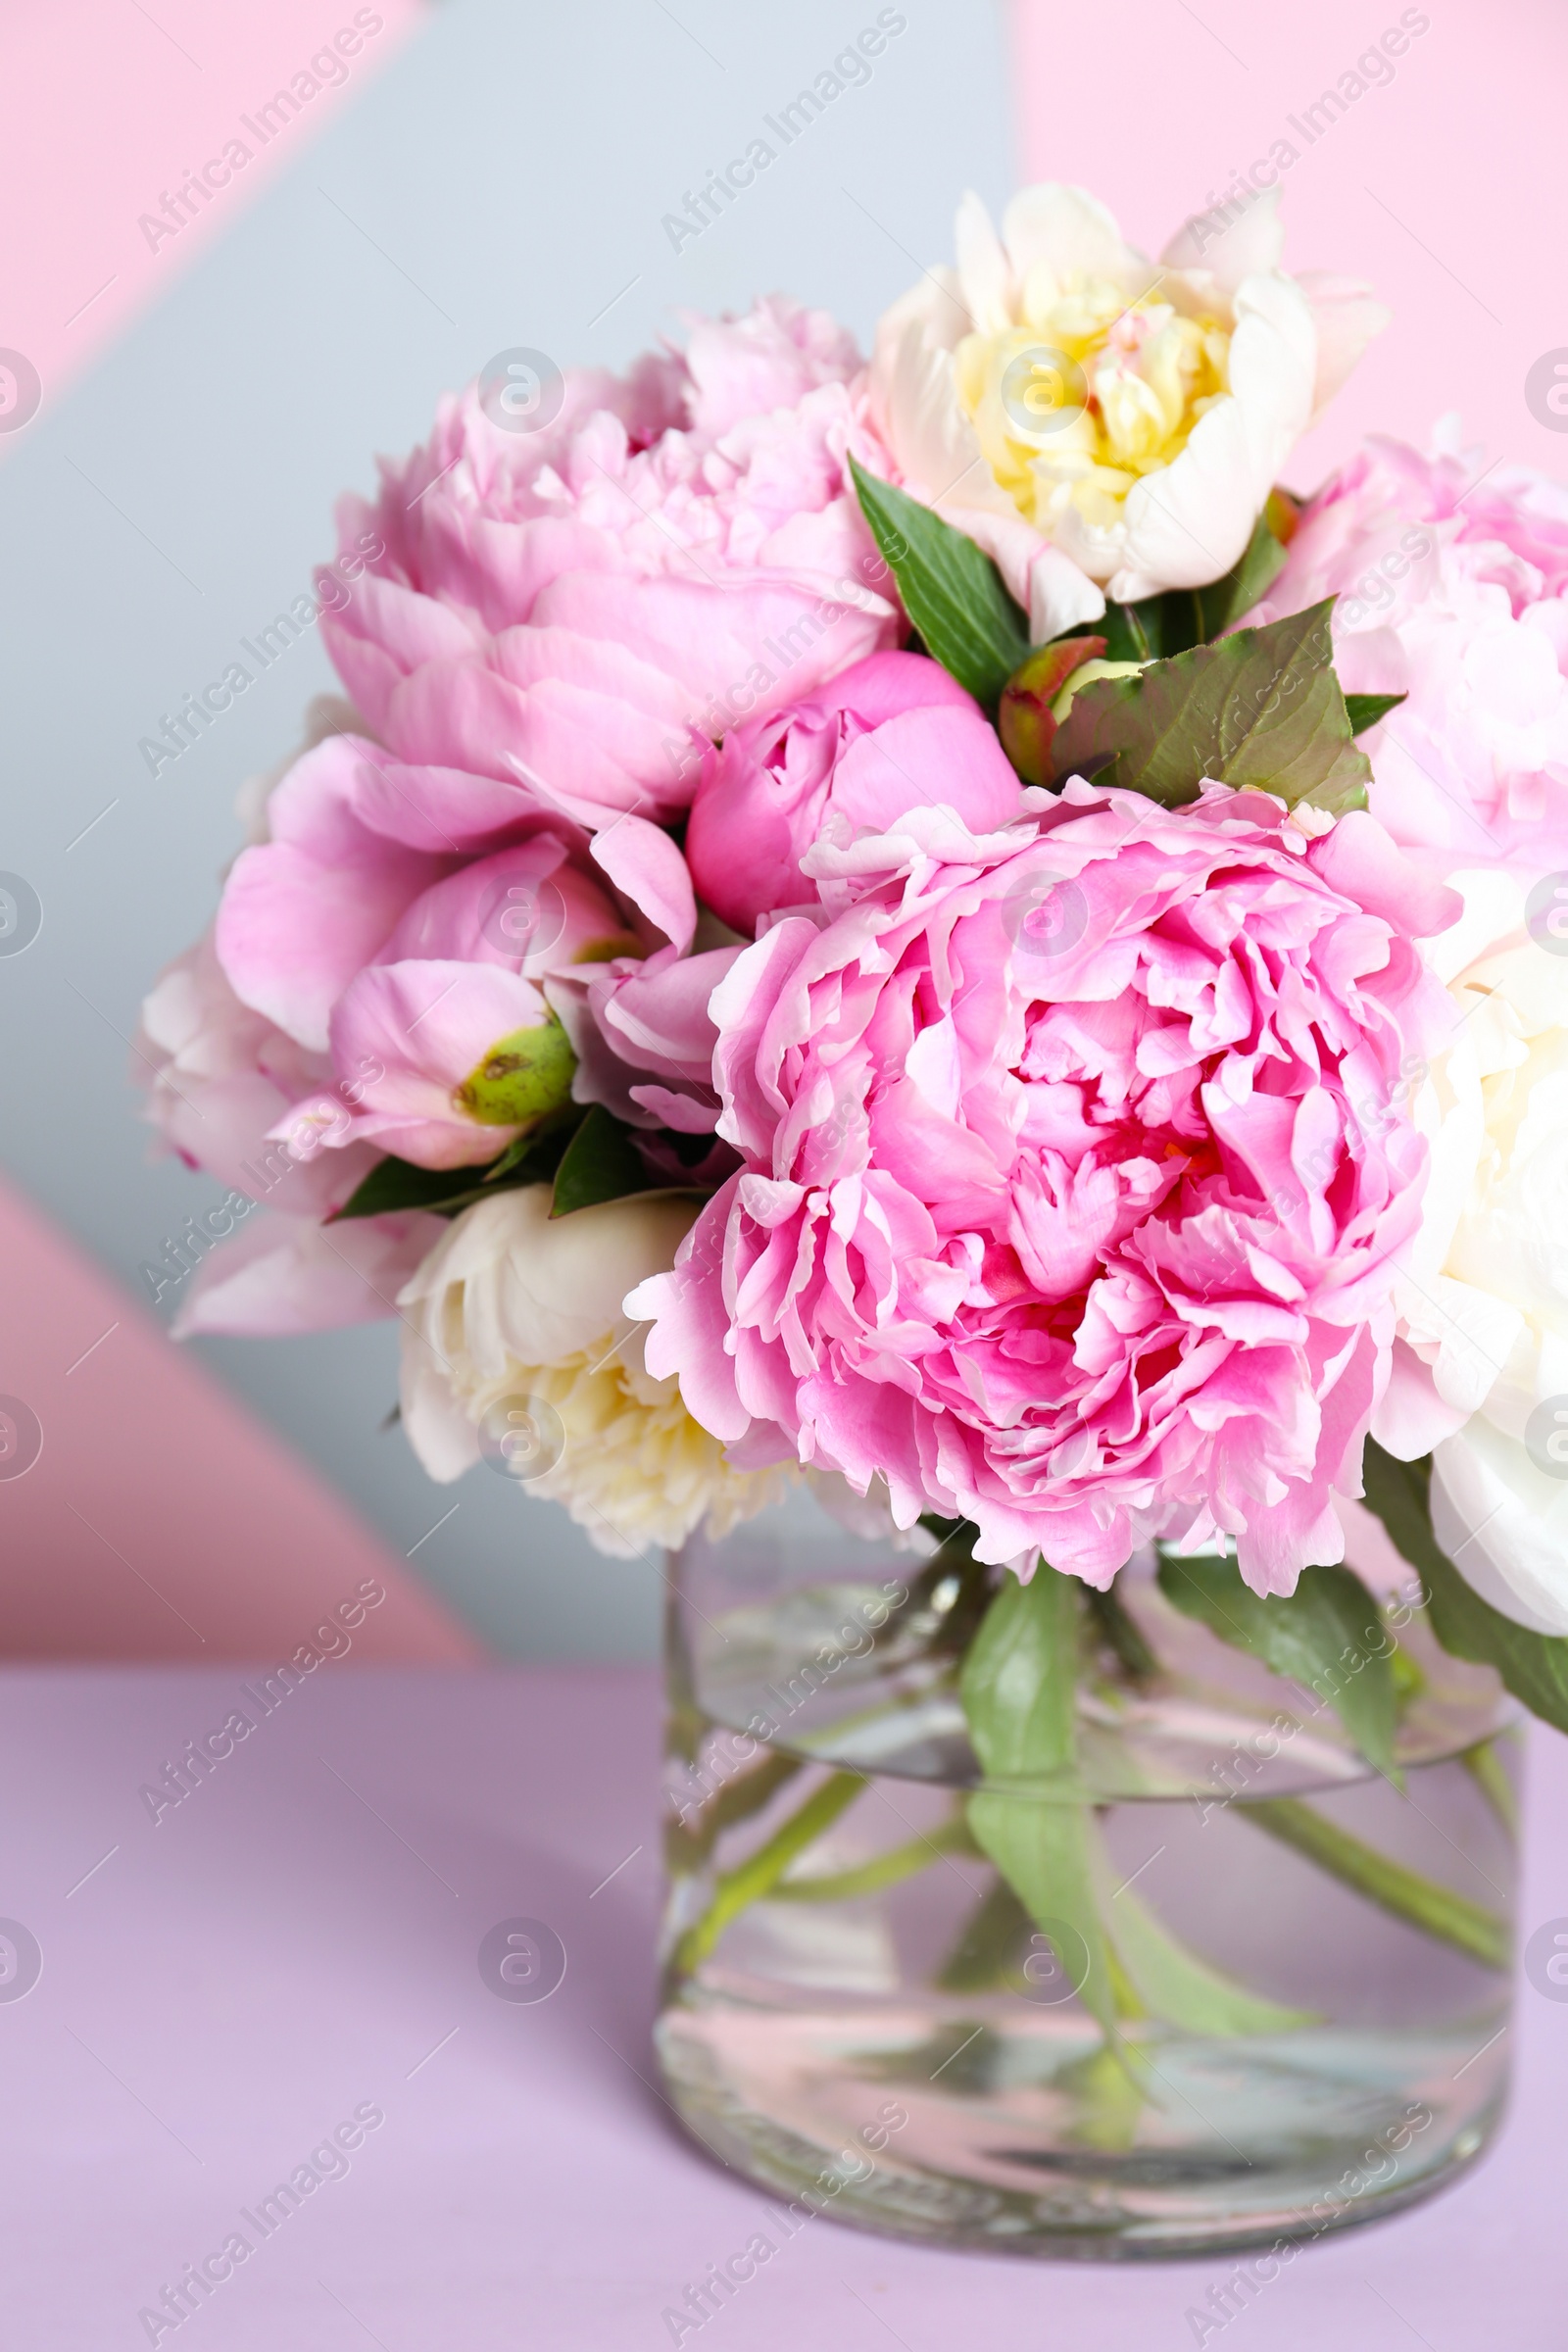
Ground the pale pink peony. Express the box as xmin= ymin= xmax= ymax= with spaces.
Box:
xmin=298 ymin=839 xmax=639 ymax=1171
xmin=319 ymin=300 xmax=901 ymax=828
xmin=870 ymin=182 xmax=1385 ymax=638
xmin=138 ymin=928 xmax=378 ymax=1220
xmin=173 ymin=1206 xmax=444 ymax=1339
xmin=212 ymin=719 xmax=699 ymax=1172
xmin=1254 ymin=425 xmax=1568 ymax=869
xmin=632 ymin=788 xmax=1460 ymax=1592
xmin=686 ymin=651 xmax=1023 ymax=933
xmin=135 ymin=929 xmax=441 ymax=1334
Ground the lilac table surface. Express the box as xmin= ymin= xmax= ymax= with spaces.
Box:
xmin=3 ymin=1665 xmax=1562 ymax=2351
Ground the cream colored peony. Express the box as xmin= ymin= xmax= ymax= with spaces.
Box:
xmin=869 ymin=181 xmax=1385 ymax=638
xmin=397 ymin=1185 xmax=784 ymax=1556
xmin=1383 ymin=868 xmax=1568 ymax=1630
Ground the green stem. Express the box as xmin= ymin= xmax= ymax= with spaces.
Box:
xmin=680 ymin=1748 xmax=801 ymax=1853
xmin=672 ymin=1769 xmax=865 ymax=1973
xmin=769 ymin=1813 xmax=975 ymax=1903
xmin=1460 ymin=1738 xmax=1520 ymax=1838
xmin=1240 ymin=1796 xmax=1508 ymax=1970
xmin=1084 ymin=1583 xmax=1158 ymax=1684
xmin=937 ymin=1876 xmax=1034 ymax=1993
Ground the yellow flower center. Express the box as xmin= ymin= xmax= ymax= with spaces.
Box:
xmin=954 ymin=271 xmax=1232 ymax=535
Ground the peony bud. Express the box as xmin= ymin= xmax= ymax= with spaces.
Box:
xmin=999 ymin=636 xmax=1105 ymax=785
xmin=686 ymin=651 xmax=1018 ymax=931
xmin=1051 ymin=656 xmax=1147 ymax=721
xmin=455 ymin=1016 xmax=577 ymax=1127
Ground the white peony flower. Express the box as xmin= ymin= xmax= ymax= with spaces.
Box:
xmin=869 ymin=181 xmax=1385 ymax=638
xmin=397 ymin=1185 xmax=785 ymax=1556
xmin=1384 ymin=867 xmax=1568 ymax=1629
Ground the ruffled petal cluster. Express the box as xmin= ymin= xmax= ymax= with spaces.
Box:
xmin=634 ymin=789 xmax=1458 ymax=1592
xmin=1374 ymin=868 xmax=1568 ymax=1630
xmin=322 ymin=298 xmax=900 ymax=825
xmin=398 ymin=1187 xmax=784 ymax=1552
xmin=1255 ymin=425 xmax=1568 ymax=869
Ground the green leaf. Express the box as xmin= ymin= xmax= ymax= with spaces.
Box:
xmin=1088 ymin=1825 xmax=1317 ymax=2034
xmin=1346 ymin=691 xmax=1408 ymax=735
xmin=331 ymin=1115 xmax=582 ymax=1223
xmin=332 ymin=1155 xmax=490 ymax=1221
xmin=965 ymin=1788 xmax=1118 ymax=2038
xmin=1054 ymin=602 xmax=1164 ymax=662
xmin=1098 ymin=600 xmax=1163 ymax=662
xmin=550 ymin=1102 xmax=654 ymax=1217
xmin=1362 ymin=1441 xmax=1568 ymax=1737
xmin=849 ymin=456 xmax=1029 ymax=709
xmin=1050 ymin=598 xmax=1372 ymax=815
xmin=959 ymin=1562 xmax=1081 ymax=1782
xmin=481 ymin=1129 xmax=550 ymax=1184
xmin=959 ymin=1568 xmax=1119 ymax=2037
xmin=936 ymin=1877 xmax=1034 ymax=1993
xmin=1156 ymin=1550 xmax=1399 ymax=1783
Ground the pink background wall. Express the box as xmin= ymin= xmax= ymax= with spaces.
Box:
xmin=0 ymin=1177 xmax=477 ymax=1660
xmin=0 ymin=0 xmax=425 ymax=447
xmin=0 ymin=0 xmax=470 ymax=1661
xmin=1013 ymin=0 xmax=1568 ymax=494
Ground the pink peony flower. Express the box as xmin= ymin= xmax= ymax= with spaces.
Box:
xmin=1254 ymin=426 xmax=1568 ymax=868
xmin=302 ymin=840 xmax=640 ymax=1171
xmin=685 ymin=650 xmax=1024 ymax=932
xmin=138 ymin=928 xmax=378 ymax=1220
xmin=319 ymin=300 xmax=901 ymax=829
xmin=135 ymin=929 xmax=442 ymax=1334
xmin=172 ymin=1206 xmax=444 ymax=1339
xmin=213 ymin=718 xmax=694 ymax=1170
xmin=631 ymin=788 xmax=1460 ymax=1592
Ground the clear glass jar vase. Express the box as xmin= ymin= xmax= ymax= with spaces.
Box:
xmin=656 ymin=1485 xmax=1519 ymax=2261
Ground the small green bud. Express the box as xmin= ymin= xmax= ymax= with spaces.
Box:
xmin=999 ymin=635 xmax=1106 ymax=786
xmin=456 ymin=1015 xmax=577 ymax=1129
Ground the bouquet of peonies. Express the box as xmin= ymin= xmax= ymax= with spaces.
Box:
xmin=140 ymin=179 xmax=1568 ymax=1754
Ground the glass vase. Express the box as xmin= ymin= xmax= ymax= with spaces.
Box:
xmin=655 ymin=1485 xmax=1519 ymax=2261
